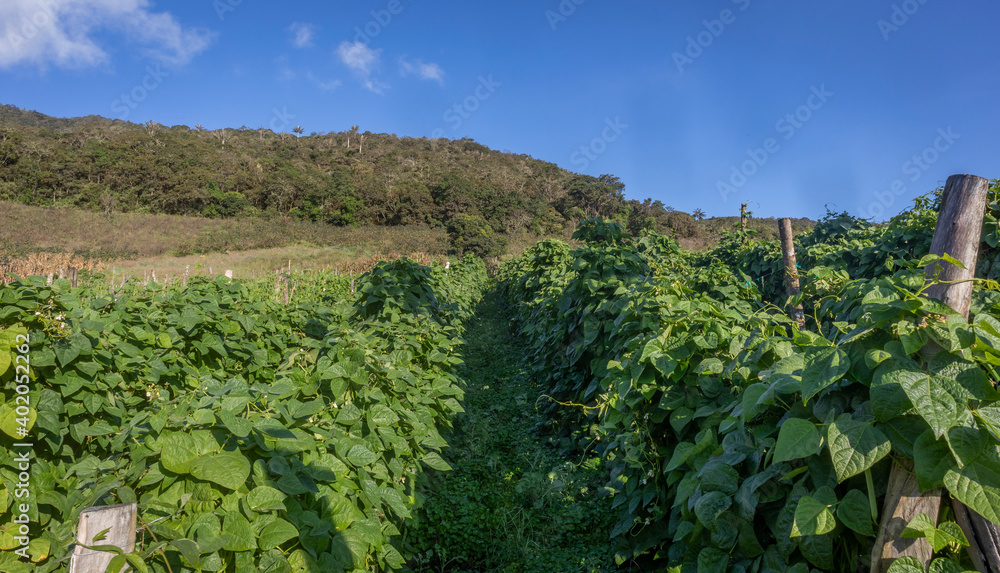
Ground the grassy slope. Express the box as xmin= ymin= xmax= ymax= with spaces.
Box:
xmin=0 ymin=201 xmax=450 ymax=279
xmin=403 ymin=290 xmax=628 ymax=573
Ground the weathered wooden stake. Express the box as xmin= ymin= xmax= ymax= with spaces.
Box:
xmin=740 ymin=202 xmax=749 ymax=242
xmin=70 ymin=267 xmax=78 ymax=288
xmin=779 ymin=218 xmax=805 ymax=328
xmin=923 ymin=175 xmax=991 ymax=319
xmin=871 ymin=174 xmax=993 ymax=573
xmin=69 ymin=503 xmax=137 ymax=573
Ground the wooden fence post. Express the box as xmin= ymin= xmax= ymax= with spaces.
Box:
xmin=740 ymin=203 xmax=749 ymax=243
xmin=69 ymin=503 xmax=137 ymax=573
xmin=871 ymin=174 xmax=993 ymax=572
xmin=779 ymin=218 xmax=805 ymax=328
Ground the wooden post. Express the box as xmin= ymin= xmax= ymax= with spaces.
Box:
xmin=69 ymin=503 xmax=137 ymax=573
xmin=923 ymin=175 xmax=990 ymax=320
xmin=871 ymin=460 xmax=943 ymax=572
xmin=70 ymin=267 xmax=78 ymax=288
xmin=930 ymin=175 xmax=1000 ymax=572
xmin=871 ymin=174 xmax=992 ymax=573
xmin=779 ymin=218 xmax=805 ymax=328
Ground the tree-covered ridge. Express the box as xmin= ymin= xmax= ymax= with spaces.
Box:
xmin=0 ymin=104 xmax=809 ymax=257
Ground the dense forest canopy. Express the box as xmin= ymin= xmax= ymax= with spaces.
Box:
xmin=0 ymin=104 xmax=810 ymax=256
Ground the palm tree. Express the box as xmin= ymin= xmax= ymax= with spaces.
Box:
xmin=213 ymin=128 xmax=232 ymax=148
xmin=292 ymin=126 xmax=304 ymax=136
xmin=347 ymin=125 xmax=359 ymax=149
xmin=693 ymin=208 xmax=706 ymax=221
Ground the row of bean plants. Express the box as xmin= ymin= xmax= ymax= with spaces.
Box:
xmin=0 ymin=255 xmax=486 ymax=572
xmin=500 ymin=209 xmax=1000 ymax=572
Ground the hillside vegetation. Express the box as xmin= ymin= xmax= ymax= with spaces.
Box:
xmin=0 ymin=104 xmax=811 ymax=259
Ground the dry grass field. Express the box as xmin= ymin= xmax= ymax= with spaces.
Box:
xmin=0 ymin=202 xmax=451 ymax=282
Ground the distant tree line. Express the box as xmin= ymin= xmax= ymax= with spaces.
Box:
xmin=0 ymin=104 xmax=808 ymax=256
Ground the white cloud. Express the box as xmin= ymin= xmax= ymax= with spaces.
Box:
xmin=0 ymin=0 xmax=212 ymax=70
xmin=337 ymin=41 xmax=378 ymax=76
xmin=336 ymin=40 xmax=385 ymax=93
xmin=399 ymin=57 xmax=444 ymax=84
xmin=287 ymin=22 xmax=314 ymax=48
xmin=306 ymin=71 xmax=341 ymax=91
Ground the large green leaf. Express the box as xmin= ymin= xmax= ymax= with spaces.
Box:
xmin=325 ymin=492 xmax=360 ymax=530
xmin=697 ymin=547 xmax=728 ymax=573
xmin=887 ymin=556 xmax=925 ymax=573
xmin=0 ymin=347 xmax=10 ymax=377
xmin=694 ymin=491 xmax=731 ymax=532
xmin=943 ymin=453 xmax=1000 ymax=524
xmin=257 ymin=518 xmax=299 ymax=551
xmin=827 ymin=415 xmax=891 ymax=483
xmin=369 ymin=404 xmax=400 ymax=426
xmin=913 ymin=430 xmax=955 ymax=491
xmin=838 ymin=488 xmax=875 ymax=536
xmin=247 ymin=486 xmax=287 ymax=512
xmin=222 ymin=512 xmax=255 ymax=552
xmin=190 ymin=452 xmax=251 ymax=490
xmin=892 ymin=369 xmax=961 ymax=438
xmin=0 ymin=403 xmax=35 ymax=439
xmin=801 ymin=346 xmax=849 ymax=404
xmin=791 ymin=494 xmax=836 ymax=537
xmin=902 ymin=513 xmax=969 ymax=552
xmin=421 ymin=452 xmax=452 ymax=471
xmin=160 ymin=433 xmax=198 ymax=474
xmin=773 ymin=418 xmax=822 ymax=463
xmin=219 ymin=410 xmax=252 ymax=438
xmin=346 ymin=445 xmax=377 ymax=467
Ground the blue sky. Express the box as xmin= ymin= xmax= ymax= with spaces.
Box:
xmin=0 ymin=0 xmax=996 ymax=220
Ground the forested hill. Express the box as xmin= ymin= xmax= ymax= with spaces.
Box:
xmin=0 ymin=104 xmax=809 ymax=256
